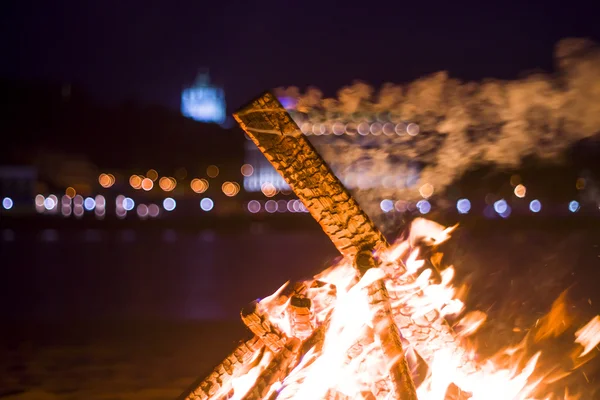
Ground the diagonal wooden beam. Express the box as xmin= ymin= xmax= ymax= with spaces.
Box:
xmin=234 ymin=92 xmax=418 ymax=400
xmin=233 ymin=92 xmax=388 ymax=262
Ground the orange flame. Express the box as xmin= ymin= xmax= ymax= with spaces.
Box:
xmin=216 ymin=218 xmax=599 ymax=399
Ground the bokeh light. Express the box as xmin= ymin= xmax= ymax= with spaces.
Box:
xmin=148 ymin=204 xmax=160 ymax=218
xmin=116 ymin=208 xmax=127 ymax=219
xmin=419 ymin=183 xmax=434 ymax=199
xmin=137 ymin=204 xmax=149 ymax=218
xmin=370 ymin=122 xmax=382 ymax=135
xmin=123 ymin=197 xmax=135 ymax=211
xmin=146 ymin=169 xmax=159 ymax=181
xmin=141 ymin=178 xmax=154 ymax=191
xmin=73 ymin=195 xmax=83 ymax=206
xmin=44 ymin=196 xmax=56 ymax=210
xmin=130 ymin=175 xmax=142 ymax=189
xmin=287 ymin=200 xmax=295 ymax=212
xmin=61 ymin=195 xmax=71 ymax=206
xmin=261 ymin=182 xmax=277 ymax=197
xmin=84 ymin=197 xmax=96 ymax=211
xmin=200 ymin=198 xmax=214 ymax=211
xmin=382 ymin=122 xmax=395 ymax=136
xmin=159 ymin=176 xmax=177 ymax=192
xmin=190 ymin=178 xmax=208 ymax=193
xmin=510 ymin=174 xmax=521 ymax=187
xmin=493 ymin=199 xmax=508 ymax=214
xmin=333 ymin=122 xmax=345 ymax=135
xmin=94 ymin=208 xmax=105 ymax=219
xmin=222 ymin=181 xmax=240 ymax=197
xmin=407 ymin=123 xmax=420 ymax=136
xmin=277 ymin=200 xmax=287 ymax=212
xmin=73 ymin=206 xmax=84 ymax=218
xmin=65 ymin=187 xmax=76 ymax=198
xmin=499 ymin=204 xmax=512 ymax=218
xmin=357 ymin=122 xmax=370 ymax=136
xmin=395 ymin=123 xmax=406 ymax=135
xmin=95 ymin=195 xmax=106 ymax=209
xmin=35 ymin=194 xmax=45 ymax=207
xmin=241 ymin=164 xmax=254 ymax=177
xmin=207 ymin=165 xmax=219 ymax=178
xmin=99 ymin=173 xmax=115 ymax=188
xmin=417 ymin=200 xmax=431 ymax=214
xmin=2 ymin=197 xmax=13 ymax=210
xmin=380 ymin=199 xmax=394 ymax=213
xmin=457 ymin=198 xmax=471 ymax=214
xmin=265 ymin=200 xmax=277 ymax=213
xmin=163 ymin=197 xmax=176 ymax=211
xmin=529 ymin=199 xmax=542 ymax=213
xmin=514 ymin=184 xmax=526 ymax=198
xmin=247 ymin=200 xmax=261 ymax=213
xmin=395 ymin=200 xmax=408 ymax=212
xmin=61 ymin=205 xmax=71 ymax=217
xmin=569 ymin=200 xmax=580 ymax=213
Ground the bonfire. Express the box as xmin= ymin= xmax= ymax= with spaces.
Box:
xmin=181 ymin=92 xmax=600 ymax=400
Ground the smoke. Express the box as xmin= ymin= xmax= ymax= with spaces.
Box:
xmin=274 ymin=38 xmax=600 ymax=219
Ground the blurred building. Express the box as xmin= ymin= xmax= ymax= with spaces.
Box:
xmin=181 ymin=70 xmax=226 ymax=124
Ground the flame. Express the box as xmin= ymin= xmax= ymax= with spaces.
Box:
xmin=213 ymin=218 xmax=599 ymax=399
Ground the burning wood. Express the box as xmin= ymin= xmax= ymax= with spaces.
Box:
xmin=181 ymin=92 xmax=600 ymax=400
xmin=184 ymin=336 xmax=264 ymax=400
xmin=242 ymin=300 xmax=289 ymax=353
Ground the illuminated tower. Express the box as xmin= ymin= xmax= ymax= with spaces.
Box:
xmin=181 ymin=70 xmax=226 ymax=124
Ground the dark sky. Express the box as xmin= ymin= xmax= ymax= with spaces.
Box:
xmin=2 ymin=0 xmax=599 ymax=112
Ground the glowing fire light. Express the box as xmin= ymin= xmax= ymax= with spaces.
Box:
xmin=196 ymin=219 xmax=600 ymax=400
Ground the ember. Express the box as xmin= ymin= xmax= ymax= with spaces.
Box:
xmin=181 ymin=93 xmax=600 ymax=400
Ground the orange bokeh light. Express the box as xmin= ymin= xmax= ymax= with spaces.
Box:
xmin=130 ymin=175 xmax=142 ymax=189
xmin=514 ymin=184 xmax=527 ymax=198
xmin=146 ymin=169 xmax=159 ymax=181
xmin=261 ymin=182 xmax=277 ymax=197
xmin=65 ymin=187 xmax=76 ymax=198
xmin=207 ymin=165 xmax=219 ymax=178
xmin=222 ymin=181 xmax=240 ymax=197
xmin=99 ymin=173 xmax=114 ymax=188
xmin=161 ymin=177 xmax=176 ymax=191
xmin=141 ymin=178 xmax=154 ymax=191
xmin=190 ymin=178 xmax=209 ymax=193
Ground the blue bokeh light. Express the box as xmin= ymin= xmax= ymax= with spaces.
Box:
xmin=568 ymin=200 xmax=580 ymax=213
xmin=123 ymin=197 xmax=135 ymax=211
xmin=456 ymin=198 xmax=471 ymax=214
xmin=417 ymin=200 xmax=431 ymax=214
xmin=44 ymin=197 xmax=56 ymax=210
xmin=380 ymin=199 xmax=394 ymax=213
xmin=200 ymin=198 xmax=214 ymax=212
xmin=2 ymin=197 xmax=13 ymax=210
xmin=493 ymin=199 xmax=508 ymax=214
xmin=499 ymin=204 xmax=512 ymax=218
xmin=163 ymin=197 xmax=176 ymax=211
xmin=529 ymin=199 xmax=542 ymax=213
xmin=84 ymin=197 xmax=96 ymax=211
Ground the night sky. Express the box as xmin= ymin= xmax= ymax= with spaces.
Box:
xmin=2 ymin=1 xmax=599 ymax=112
